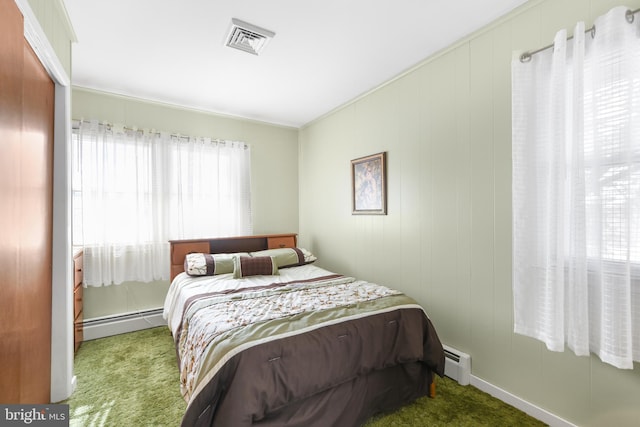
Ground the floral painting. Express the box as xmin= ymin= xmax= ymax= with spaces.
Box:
xmin=351 ymin=152 xmax=387 ymax=215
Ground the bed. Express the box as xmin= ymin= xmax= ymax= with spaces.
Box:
xmin=164 ymin=234 xmax=445 ymax=427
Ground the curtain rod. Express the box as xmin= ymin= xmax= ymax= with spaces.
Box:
xmin=519 ymin=7 xmax=640 ymax=63
xmin=72 ymin=118 xmax=246 ymax=147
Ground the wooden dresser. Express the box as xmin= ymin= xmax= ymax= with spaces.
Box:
xmin=73 ymin=250 xmax=84 ymax=353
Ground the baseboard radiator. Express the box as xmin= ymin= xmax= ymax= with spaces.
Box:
xmin=83 ymin=308 xmax=166 ymax=341
xmin=443 ymin=344 xmax=471 ymax=385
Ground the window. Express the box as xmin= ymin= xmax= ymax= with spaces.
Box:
xmin=583 ymin=69 xmax=640 ymax=265
xmin=512 ymin=7 xmax=640 ymax=369
xmin=72 ymin=120 xmax=252 ymax=286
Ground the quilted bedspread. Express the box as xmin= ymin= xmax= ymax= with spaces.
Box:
xmin=164 ymin=265 xmax=445 ymax=427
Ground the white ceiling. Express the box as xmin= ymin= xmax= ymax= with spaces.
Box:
xmin=63 ymin=0 xmax=528 ymax=128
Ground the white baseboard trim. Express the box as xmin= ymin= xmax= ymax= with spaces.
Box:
xmin=82 ymin=308 xmax=167 ymax=341
xmin=470 ymin=375 xmax=577 ymax=427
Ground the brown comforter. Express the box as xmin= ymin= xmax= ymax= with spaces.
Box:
xmin=166 ymin=269 xmax=445 ymax=427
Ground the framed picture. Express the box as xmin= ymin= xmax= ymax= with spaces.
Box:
xmin=351 ymin=152 xmax=387 ymax=215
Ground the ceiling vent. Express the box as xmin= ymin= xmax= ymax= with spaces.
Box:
xmin=225 ymin=18 xmax=275 ymax=56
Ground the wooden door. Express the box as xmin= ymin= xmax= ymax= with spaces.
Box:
xmin=0 ymin=0 xmax=55 ymax=403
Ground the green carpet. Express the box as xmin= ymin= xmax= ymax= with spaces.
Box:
xmin=65 ymin=327 xmax=546 ymax=426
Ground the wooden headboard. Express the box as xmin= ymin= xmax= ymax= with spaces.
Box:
xmin=169 ymin=233 xmax=297 ymax=281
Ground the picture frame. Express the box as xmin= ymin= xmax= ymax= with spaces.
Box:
xmin=351 ymin=152 xmax=387 ymax=215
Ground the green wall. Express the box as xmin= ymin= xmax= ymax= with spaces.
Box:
xmin=27 ymin=0 xmax=74 ymax=77
xmin=299 ymin=0 xmax=640 ymax=425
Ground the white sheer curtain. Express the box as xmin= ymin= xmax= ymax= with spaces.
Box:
xmin=72 ymin=120 xmax=252 ymax=286
xmin=512 ymin=6 xmax=640 ymax=369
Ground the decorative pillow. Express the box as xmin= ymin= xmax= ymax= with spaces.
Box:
xmin=298 ymin=247 xmax=318 ymax=264
xmin=249 ymin=247 xmax=317 ymax=269
xmin=233 ymin=256 xmax=279 ymax=278
xmin=183 ymin=253 xmax=246 ymax=277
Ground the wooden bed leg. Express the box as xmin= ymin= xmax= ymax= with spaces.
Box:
xmin=429 ymin=378 xmax=436 ymax=398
